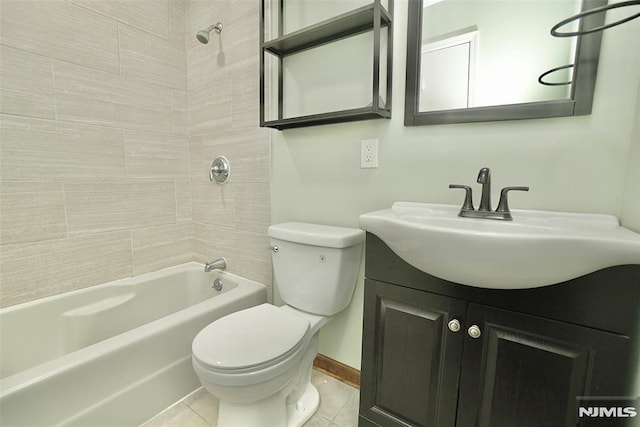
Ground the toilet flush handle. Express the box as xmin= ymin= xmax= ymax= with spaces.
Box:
xmin=268 ymin=245 xmax=279 ymax=253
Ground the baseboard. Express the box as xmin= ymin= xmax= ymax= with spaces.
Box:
xmin=313 ymin=354 xmax=360 ymax=389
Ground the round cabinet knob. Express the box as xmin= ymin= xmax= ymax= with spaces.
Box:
xmin=467 ymin=325 xmax=482 ymax=339
xmin=447 ymin=319 xmax=461 ymax=332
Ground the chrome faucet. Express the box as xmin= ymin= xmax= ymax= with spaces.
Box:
xmin=204 ymin=257 xmax=227 ymax=272
xmin=449 ymin=168 xmax=529 ymax=220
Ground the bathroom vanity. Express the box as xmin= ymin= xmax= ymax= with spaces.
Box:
xmin=358 ymin=233 xmax=640 ymax=427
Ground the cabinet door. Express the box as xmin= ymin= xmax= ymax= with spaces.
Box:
xmin=359 ymin=279 xmax=466 ymax=427
xmin=456 ymin=304 xmax=632 ymax=427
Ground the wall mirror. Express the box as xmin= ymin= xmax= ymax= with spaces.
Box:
xmin=404 ymin=0 xmax=607 ymax=126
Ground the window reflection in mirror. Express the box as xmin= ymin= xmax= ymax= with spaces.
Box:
xmin=405 ymin=0 xmax=607 ymax=126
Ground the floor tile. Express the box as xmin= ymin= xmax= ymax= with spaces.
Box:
xmin=312 ymin=371 xmax=358 ymax=423
xmin=141 ymin=402 xmax=209 ymax=427
xmin=183 ymin=388 xmax=220 ymax=425
xmin=142 ymin=370 xmax=358 ymax=427
xmin=332 ymin=391 xmax=359 ymax=427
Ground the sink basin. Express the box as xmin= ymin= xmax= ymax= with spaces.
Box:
xmin=359 ymin=202 xmax=640 ymax=289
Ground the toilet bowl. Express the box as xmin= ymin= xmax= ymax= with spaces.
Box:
xmin=192 ymin=222 xmax=364 ymax=427
xmin=193 ymin=304 xmax=329 ymax=426
xmin=193 ymin=304 xmax=327 ymax=400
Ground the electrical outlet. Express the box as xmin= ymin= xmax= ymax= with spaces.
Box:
xmin=361 ymin=139 xmax=379 ymax=169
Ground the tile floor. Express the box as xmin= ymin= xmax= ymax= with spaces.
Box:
xmin=141 ymin=370 xmax=359 ymax=427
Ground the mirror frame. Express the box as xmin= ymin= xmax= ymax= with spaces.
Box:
xmin=404 ymin=0 xmax=607 ymax=126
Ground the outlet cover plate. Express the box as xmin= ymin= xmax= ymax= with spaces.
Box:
xmin=361 ymin=139 xmax=379 ymax=168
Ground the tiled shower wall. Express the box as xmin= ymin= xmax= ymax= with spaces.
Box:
xmin=185 ymin=0 xmax=272 ymax=294
xmin=0 ymin=0 xmax=271 ymax=308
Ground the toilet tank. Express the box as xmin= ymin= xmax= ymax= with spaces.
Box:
xmin=268 ymin=222 xmax=364 ymax=316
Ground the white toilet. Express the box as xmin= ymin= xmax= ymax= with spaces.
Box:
xmin=192 ymin=222 xmax=364 ymax=427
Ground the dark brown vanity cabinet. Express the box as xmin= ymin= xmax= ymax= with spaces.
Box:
xmin=359 ymin=234 xmax=640 ymax=427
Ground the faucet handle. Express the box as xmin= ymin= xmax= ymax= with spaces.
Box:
xmin=496 ymin=186 xmax=530 ymax=215
xmin=449 ymin=184 xmax=475 ymax=211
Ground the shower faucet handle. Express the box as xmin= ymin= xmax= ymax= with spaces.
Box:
xmin=449 ymin=184 xmax=474 ymax=211
xmin=209 ymin=156 xmax=230 ymax=184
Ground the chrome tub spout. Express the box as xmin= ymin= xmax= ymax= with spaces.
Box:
xmin=204 ymin=257 xmax=227 ymax=272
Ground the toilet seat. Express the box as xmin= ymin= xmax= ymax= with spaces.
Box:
xmin=192 ymin=304 xmax=310 ymax=373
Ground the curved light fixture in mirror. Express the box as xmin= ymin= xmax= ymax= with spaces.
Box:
xmin=404 ymin=0 xmax=607 ymax=126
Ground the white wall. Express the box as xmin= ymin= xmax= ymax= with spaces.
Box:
xmin=271 ymin=1 xmax=640 ymax=369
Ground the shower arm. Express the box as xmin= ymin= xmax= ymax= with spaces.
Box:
xmin=206 ymin=23 xmax=223 ymax=34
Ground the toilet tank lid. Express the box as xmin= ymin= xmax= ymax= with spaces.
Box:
xmin=268 ymin=222 xmax=364 ymax=248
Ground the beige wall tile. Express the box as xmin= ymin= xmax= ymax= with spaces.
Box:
xmin=188 ymin=75 xmax=232 ymax=136
xmin=192 ymin=222 xmax=209 ymax=263
xmin=119 ymin=24 xmax=187 ymax=90
xmin=0 ymin=0 xmax=272 ymax=309
xmin=0 ymin=181 xmax=67 ymax=245
xmin=171 ymin=90 xmax=189 ymax=135
xmin=189 ymin=127 xmax=270 ymax=183
xmin=186 ymin=43 xmax=225 ymax=90
xmin=175 ymin=179 xmax=193 ymax=222
xmin=188 ymin=134 xmax=211 ymax=180
xmin=218 ymin=12 xmax=260 ymax=66
xmin=191 ymin=180 xmax=269 ymax=232
xmin=68 ymin=0 xmax=170 ymax=40
xmin=205 ymin=225 xmax=271 ymax=291
xmin=124 ymin=130 xmax=189 ymax=178
xmin=169 ymin=0 xmax=187 ymax=48
xmin=228 ymin=0 xmax=259 ymax=21
xmin=65 ymin=181 xmax=177 ymax=236
xmin=191 ymin=180 xmax=235 ymax=226
xmin=0 ymin=116 xmax=126 ymax=181
xmin=132 ymin=223 xmax=194 ymax=275
xmin=231 ymin=58 xmax=261 ymax=128
xmin=0 ymin=47 xmax=56 ymax=120
xmin=233 ymin=181 xmax=270 ymax=234
xmin=0 ymin=0 xmax=194 ymax=308
xmin=0 ymin=231 xmax=133 ymax=308
xmin=186 ymin=0 xmax=272 ymax=296
xmin=53 ymin=61 xmax=173 ymax=133
xmin=185 ymin=0 xmax=257 ymax=71
xmin=0 ymin=0 xmax=119 ymax=74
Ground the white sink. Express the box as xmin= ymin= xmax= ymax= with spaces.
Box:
xmin=359 ymin=202 xmax=640 ymax=289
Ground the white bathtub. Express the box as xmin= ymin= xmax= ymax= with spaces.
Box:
xmin=0 ymin=262 xmax=267 ymax=426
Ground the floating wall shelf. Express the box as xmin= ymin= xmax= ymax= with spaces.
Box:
xmin=260 ymin=0 xmax=393 ymax=130
xmin=262 ymin=107 xmax=391 ymax=131
xmin=263 ymin=4 xmax=392 ymax=56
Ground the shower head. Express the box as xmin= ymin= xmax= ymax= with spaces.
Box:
xmin=196 ymin=22 xmax=223 ymax=44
